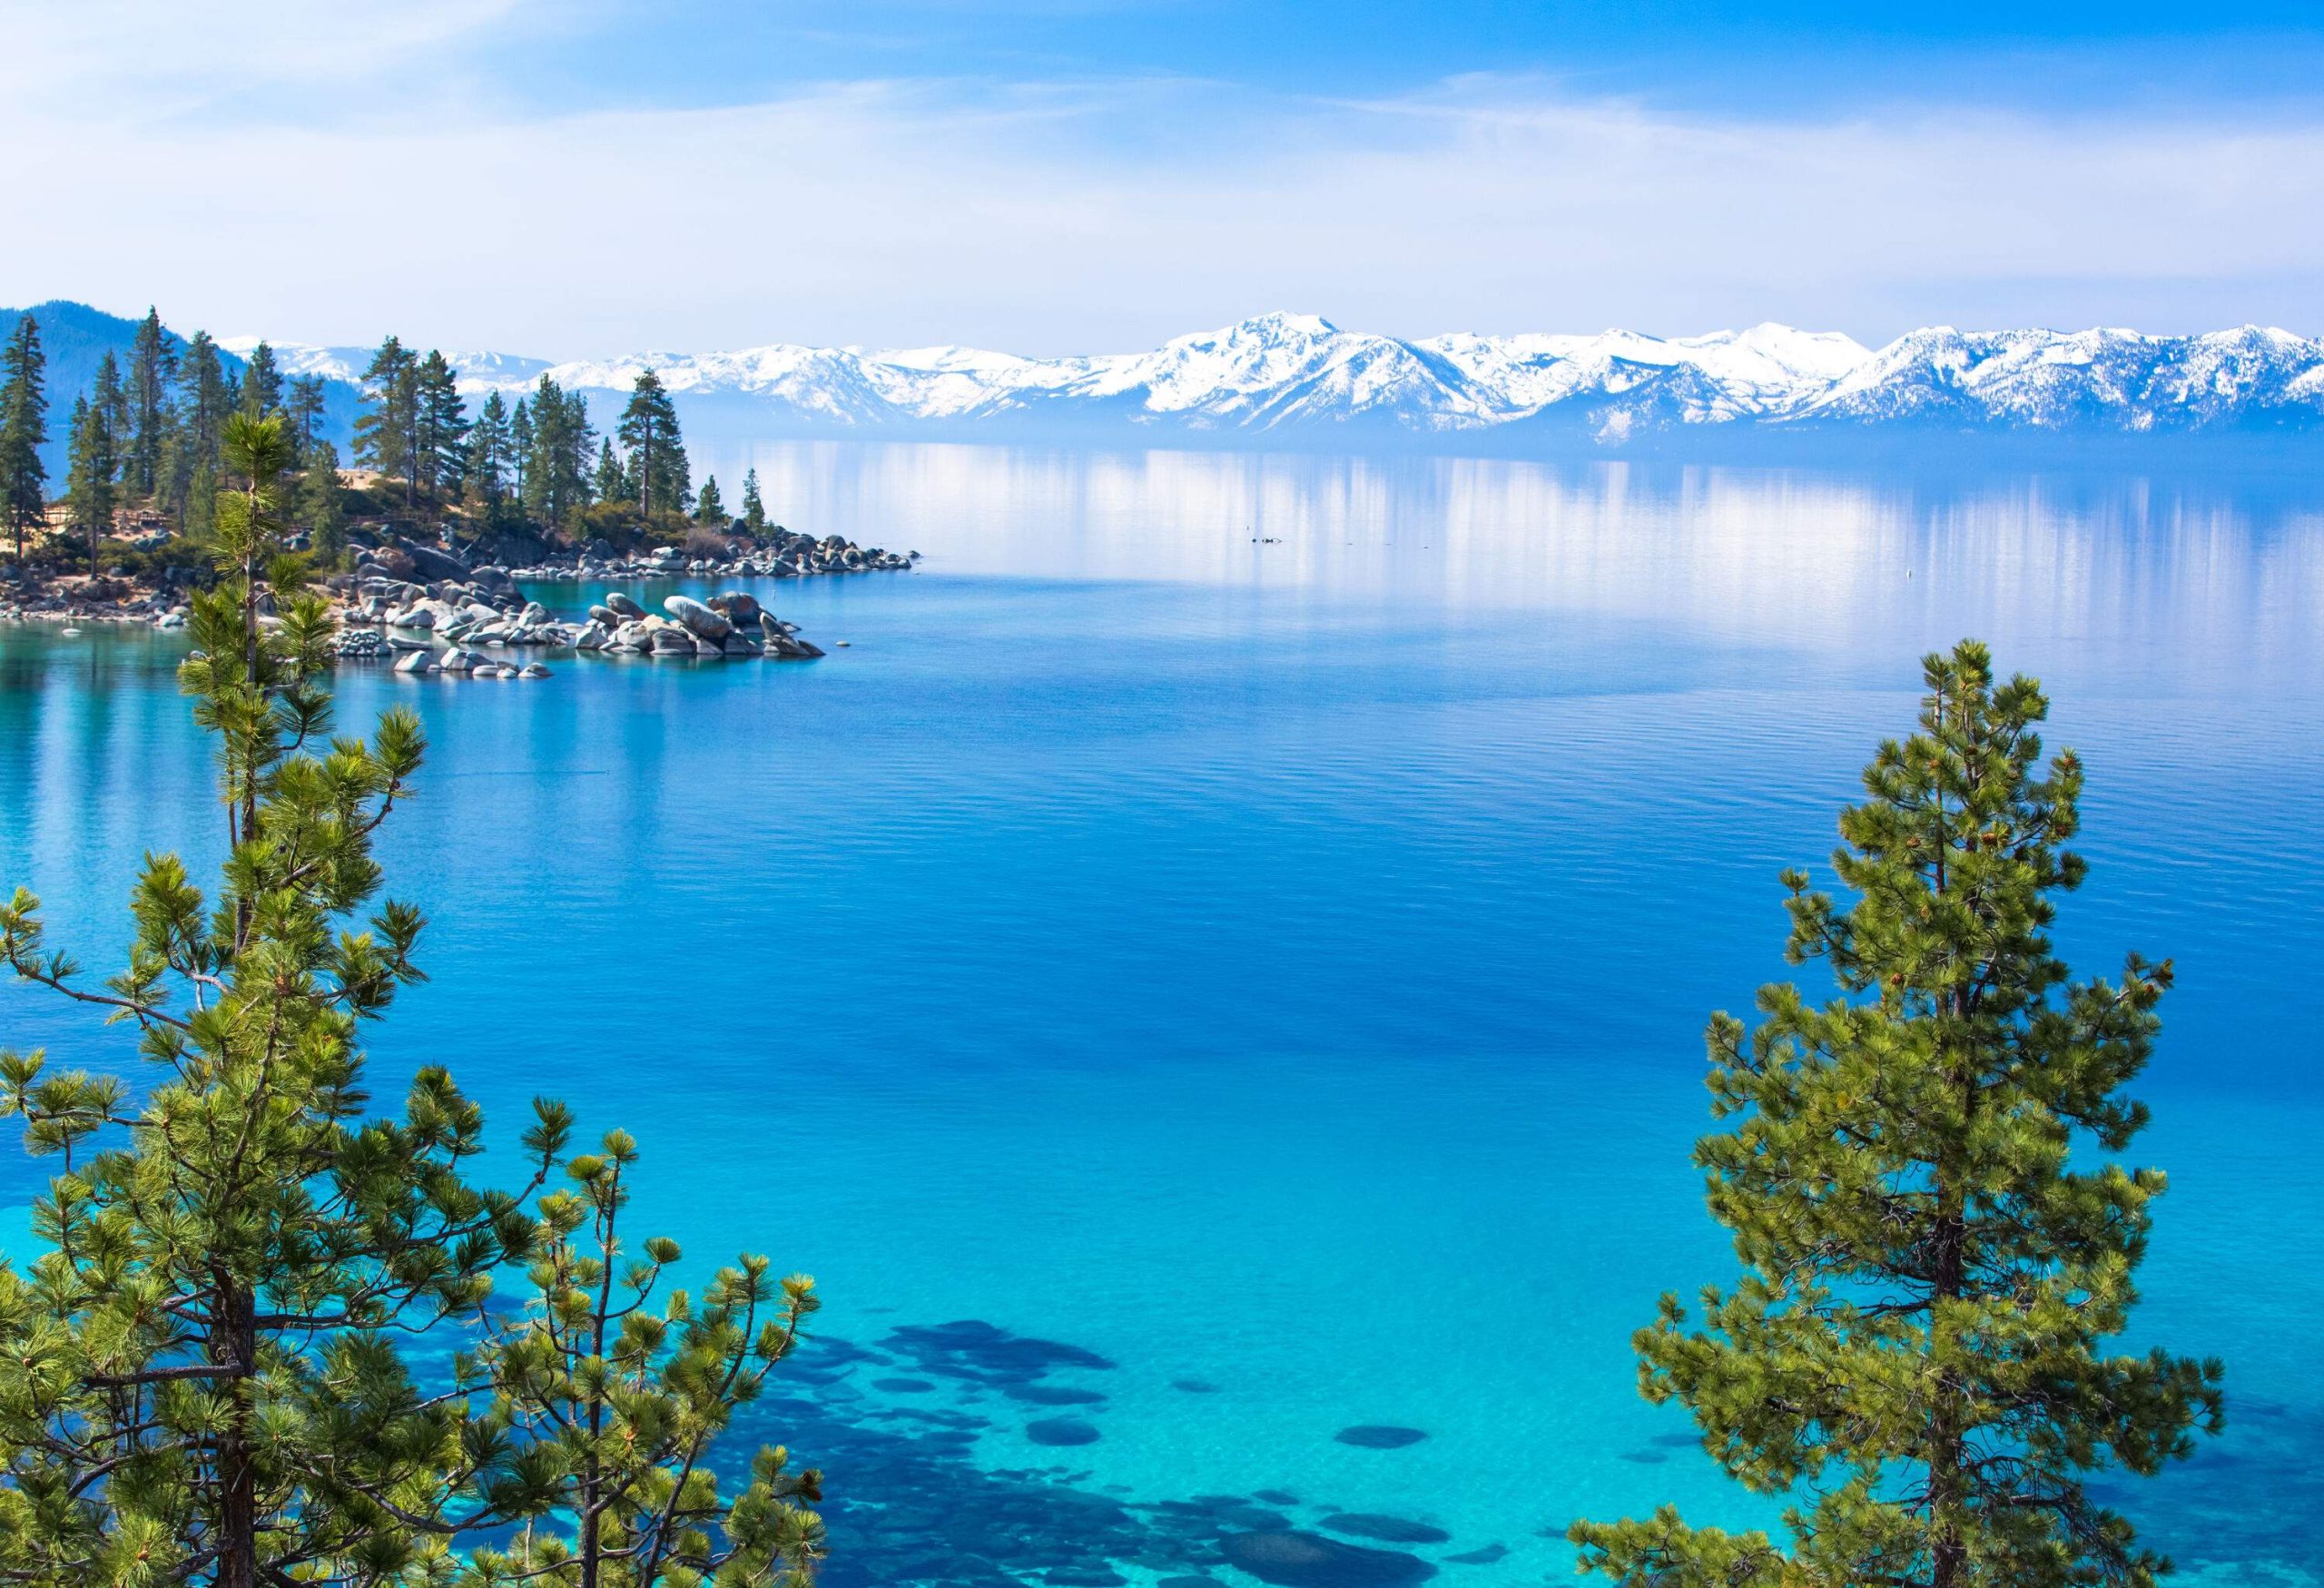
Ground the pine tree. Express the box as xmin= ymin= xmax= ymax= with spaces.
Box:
xmin=615 ymin=370 xmax=688 ymax=520
xmin=354 ymin=336 xmax=418 ymax=504
xmin=467 ymin=1133 xmax=825 ymax=1585
xmin=0 ymin=413 xmax=823 ymax=1585
xmin=92 ymin=351 xmax=130 ymax=498
xmin=284 ymin=374 xmax=327 ymax=462
xmin=521 ymin=375 xmax=596 ymax=533
xmin=595 ymin=437 xmax=625 ymax=504
xmin=182 ymin=455 xmax=220 ymax=542
xmin=741 ymin=465 xmax=767 ymax=533
xmin=64 ymin=390 xmax=118 ymax=569
xmin=238 ymin=340 xmax=284 ymax=420
xmin=508 ymin=394 xmax=536 ymax=508
xmin=466 ymin=390 xmax=515 ymax=519
xmin=164 ymin=332 xmax=231 ymax=532
xmin=299 ymin=438 xmax=347 ymax=565
xmin=1571 ymin=640 xmax=2226 ymax=1588
xmin=0 ymin=314 xmax=49 ymax=565
xmin=563 ymin=390 xmax=600 ymax=518
xmin=695 ymin=474 xmax=725 ymax=525
xmin=125 ymin=308 xmax=179 ymax=506
xmin=413 ymin=350 xmax=468 ymax=509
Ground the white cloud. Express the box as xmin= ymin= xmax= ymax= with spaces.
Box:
xmin=5 ymin=54 xmax=2322 ymax=354
xmin=0 ymin=0 xmax=537 ymax=111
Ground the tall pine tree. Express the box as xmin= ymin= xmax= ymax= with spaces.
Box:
xmin=413 ymin=350 xmax=468 ymax=509
xmin=124 ymin=308 xmax=178 ymax=507
xmin=1571 ymin=640 xmax=2225 ymax=1588
xmin=284 ymin=374 xmax=327 ymax=462
xmin=695 ymin=474 xmax=725 ymax=526
xmin=465 ymin=390 xmax=515 ymax=520
xmin=298 ymin=438 xmax=347 ymax=565
xmin=741 ymin=465 xmax=767 ymax=533
xmin=238 ymin=340 xmax=284 ymax=420
xmin=521 ymin=375 xmax=595 ymax=533
xmin=594 ymin=437 xmax=625 ymax=505
xmin=615 ymin=369 xmax=688 ymax=519
xmin=92 ymin=351 xmax=130 ymax=502
xmin=354 ymin=336 xmax=418 ymax=505
xmin=166 ymin=332 xmax=231 ymax=538
xmin=64 ymin=390 xmax=118 ymax=569
xmin=0 ymin=315 xmax=48 ymax=566
xmin=508 ymin=394 xmax=536 ymax=508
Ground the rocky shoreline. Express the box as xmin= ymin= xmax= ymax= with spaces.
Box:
xmin=2 ymin=524 xmax=917 ymax=679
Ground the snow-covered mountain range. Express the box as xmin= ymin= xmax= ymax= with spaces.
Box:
xmin=229 ymin=313 xmax=2324 ymax=450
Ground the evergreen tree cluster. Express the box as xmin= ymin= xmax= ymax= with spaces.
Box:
xmin=3 ymin=307 xmax=743 ymax=575
xmin=1 ymin=307 xmax=345 ymax=569
xmin=351 ymin=339 xmax=469 ymax=512
xmin=349 ymin=335 xmax=708 ymax=541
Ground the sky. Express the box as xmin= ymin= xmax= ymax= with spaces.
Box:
xmin=4 ymin=0 xmax=2323 ymax=358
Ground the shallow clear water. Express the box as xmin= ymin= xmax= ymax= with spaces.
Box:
xmin=4 ymin=444 xmax=2321 ymax=1587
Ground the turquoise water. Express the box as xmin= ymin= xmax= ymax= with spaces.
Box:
xmin=4 ymin=445 xmax=2322 ymax=1587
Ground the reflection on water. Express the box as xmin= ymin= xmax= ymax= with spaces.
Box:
xmin=728 ymin=441 xmax=2324 ymax=689
xmin=5 ymin=444 xmax=2323 ymax=1588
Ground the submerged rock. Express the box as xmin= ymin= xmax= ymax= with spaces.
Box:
xmin=1216 ymin=1531 xmax=1436 ymax=1588
xmin=1026 ymin=1417 xmax=1102 ymax=1447
xmin=1441 ymin=1544 xmax=1508 ymax=1565
xmin=1333 ymin=1425 xmax=1428 ymax=1449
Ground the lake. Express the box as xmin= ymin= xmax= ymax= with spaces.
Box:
xmin=3 ymin=442 xmax=2320 ymax=1588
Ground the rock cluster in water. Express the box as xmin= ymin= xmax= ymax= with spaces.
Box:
xmin=345 ymin=578 xmax=826 ymax=675
xmin=718 ymin=1316 xmax=1483 ymax=1588
xmin=512 ymin=530 xmax=916 ymax=582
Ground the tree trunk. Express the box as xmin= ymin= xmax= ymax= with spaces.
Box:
xmin=1928 ymin=1184 xmax=1966 ymax=1588
xmin=215 ymin=1284 xmax=261 ymax=1588
xmin=1926 ymin=692 xmax=1969 ymax=1588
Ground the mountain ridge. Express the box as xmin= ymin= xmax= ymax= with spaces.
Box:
xmin=15 ymin=303 xmax=2324 ymax=468
xmin=425 ymin=312 xmax=2324 ymax=445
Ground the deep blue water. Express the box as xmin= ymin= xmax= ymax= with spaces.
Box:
xmin=3 ymin=445 xmax=2321 ymax=1588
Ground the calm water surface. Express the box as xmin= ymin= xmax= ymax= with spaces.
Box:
xmin=4 ymin=444 xmax=2321 ymax=1587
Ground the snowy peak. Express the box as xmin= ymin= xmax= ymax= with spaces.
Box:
xmin=241 ymin=315 xmax=2324 ymax=448
xmin=222 ymin=338 xmax=555 ymax=391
